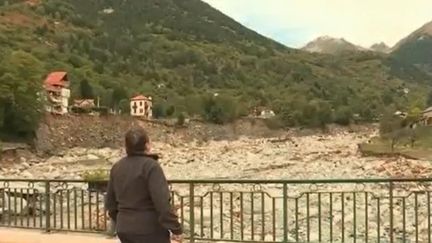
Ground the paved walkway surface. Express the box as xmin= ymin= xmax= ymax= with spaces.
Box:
xmin=0 ymin=228 xmax=118 ymax=243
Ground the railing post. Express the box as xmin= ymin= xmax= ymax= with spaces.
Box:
xmin=389 ymin=181 xmax=394 ymax=243
xmin=45 ymin=181 xmax=51 ymax=233
xmin=283 ymin=183 xmax=288 ymax=243
xmin=189 ymin=183 xmax=195 ymax=243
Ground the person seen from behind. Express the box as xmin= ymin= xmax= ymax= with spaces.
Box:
xmin=105 ymin=127 xmax=183 ymax=243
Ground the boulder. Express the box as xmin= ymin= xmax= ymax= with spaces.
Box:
xmin=86 ymin=154 xmax=100 ymax=160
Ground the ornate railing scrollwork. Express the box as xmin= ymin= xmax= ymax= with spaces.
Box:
xmin=212 ymin=183 xmax=221 ymax=192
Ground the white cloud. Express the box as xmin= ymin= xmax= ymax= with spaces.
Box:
xmin=203 ymin=0 xmax=432 ymax=48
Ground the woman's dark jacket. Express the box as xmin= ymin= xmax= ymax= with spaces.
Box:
xmin=105 ymin=153 xmax=182 ymax=235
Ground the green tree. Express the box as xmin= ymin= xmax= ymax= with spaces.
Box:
xmin=118 ymin=99 xmax=130 ymax=114
xmin=379 ymin=109 xmax=409 ymax=152
xmin=427 ymin=90 xmax=432 ymax=107
xmin=183 ymin=95 xmax=204 ymax=116
xmin=35 ymin=24 xmax=49 ymax=36
xmin=379 ymin=109 xmax=403 ymax=136
xmin=79 ymin=79 xmax=94 ymax=99
xmin=68 ymin=54 xmax=84 ymax=68
xmin=166 ymin=105 xmax=176 ymax=117
xmin=0 ymin=51 xmax=43 ymax=137
xmin=406 ymin=107 xmax=422 ymax=124
xmin=202 ymin=95 xmax=240 ymax=124
xmin=383 ymin=128 xmax=412 ymax=152
xmin=333 ymin=106 xmax=353 ymax=125
xmin=274 ymin=97 xmax=307 ymax=127
xmin=277 ymin=106 xmax=300 ymax=127
xmin=152 ymin=102 xmax=166 ymax=119
xmin=310 ymin=100 xmax=332 ymax=128
xmin=112 ymin=87 xmax=128 ymax=109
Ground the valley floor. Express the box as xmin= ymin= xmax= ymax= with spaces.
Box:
xmin=2 ymin=126 xmax=432 ymax=243
xmin=1 ymin=126 xmax=431 ymax=180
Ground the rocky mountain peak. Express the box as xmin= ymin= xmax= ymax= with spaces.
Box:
xmin=370 ymin=42 xmax=391 ymax=53
xmin=302 ymin=36 xmax=364 ymax=54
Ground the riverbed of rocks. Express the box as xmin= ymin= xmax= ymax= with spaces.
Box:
xmin=2 ymin=128 xmax=432 ymax=242
xmin=1 ymin=128 xmax=430 ymax=180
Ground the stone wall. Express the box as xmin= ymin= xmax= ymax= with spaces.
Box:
xmin=34 ymin=115 xmax=141 ymax=155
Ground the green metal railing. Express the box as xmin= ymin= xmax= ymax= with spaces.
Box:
xmin=1 ymin=178 xmax=432 ymax=242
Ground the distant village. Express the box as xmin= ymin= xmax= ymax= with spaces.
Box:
xmin=43 ymin=71 xmax=153 ymax=119
xmin=42 ymin=71 xmax=277 ymax=120
xmin=41 ymin=71 xmax=432 ymax=127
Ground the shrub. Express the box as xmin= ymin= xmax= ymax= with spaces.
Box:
xmin=92 ymin=106 xmax=109 ymax=116
xmin=166 ymin=105 xmax=176 ymax=117
xmin=81 ymin=169 xmax=109 ymax=181
xmin=70 ymin=106 xmax=91 ymax=114
xmin=264 ymin=117 xmax=284 ymax=130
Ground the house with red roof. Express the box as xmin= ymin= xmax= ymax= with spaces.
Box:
xmin=43 ymin=71 xmax=70 ymax=115
xmin=130 ymin=95 xmax=152 ymax=119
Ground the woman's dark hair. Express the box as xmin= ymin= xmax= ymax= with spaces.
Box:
xmin=125 ymin=127 xmax=149 ymax=156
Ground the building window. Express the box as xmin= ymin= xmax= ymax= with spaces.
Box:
xmin=140 ymin=101 xmax=143 ymax=106
xmin=139 ymin=109 xmax=144 ymax=113
xmin=132 ymin=102 xmax=138 ymax=114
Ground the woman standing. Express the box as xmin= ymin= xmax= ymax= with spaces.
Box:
xmin=105 ymin=127 xmax=183 ymax=243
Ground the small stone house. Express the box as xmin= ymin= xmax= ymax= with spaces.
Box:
xmin=251 ymin=106 xmax=275 ymax=119
xmin=73 ymin=99 xmax=96 ymax=109
xmin=130 ymin=95 xmax=152 ymax=119
xmin=259 ymin=109 xmax=275 ymax=119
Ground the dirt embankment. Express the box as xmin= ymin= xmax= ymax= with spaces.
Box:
xmin=33 ymin=114 xmax=284 ymax=156
xmin=35 ymin=115 xmax=139 ymax=155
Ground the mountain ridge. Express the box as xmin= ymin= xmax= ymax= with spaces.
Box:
xmin=391 ymin=20 xmax=432 ymax=74
xmin=301 ymin=36 xmax=394 ymax=54
xmin=392 ymin=20 xmax=432 ymax=51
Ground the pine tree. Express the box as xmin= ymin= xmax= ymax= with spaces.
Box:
xmin=427 ymin=90 xmax=432 ymax=107
xmin=80 ymin=79 xmax=94 ymax=99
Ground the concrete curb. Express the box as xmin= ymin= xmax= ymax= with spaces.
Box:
xmin=0 ymin=228 xmax=117 ymax=243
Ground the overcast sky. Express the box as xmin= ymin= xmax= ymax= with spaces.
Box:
xmin=203 ymin=0 xmax=432 ymax=48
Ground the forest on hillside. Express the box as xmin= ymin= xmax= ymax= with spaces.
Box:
xmin=0 ymin=0 xmax=431 ymax=138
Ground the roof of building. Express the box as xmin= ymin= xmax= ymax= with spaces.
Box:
xmin=73 ymin=99 xmax=95 ymax=107
xmin=423 ymin=106 xmax=432 ymax=114
xmin=131 ymin=95 xmax=151 ymax=101
xmin=44 ymin=72 xmax=68 ymax=87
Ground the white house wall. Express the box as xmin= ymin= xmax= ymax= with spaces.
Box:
xmin=130 ymin=100 xmax=152 ymax=118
